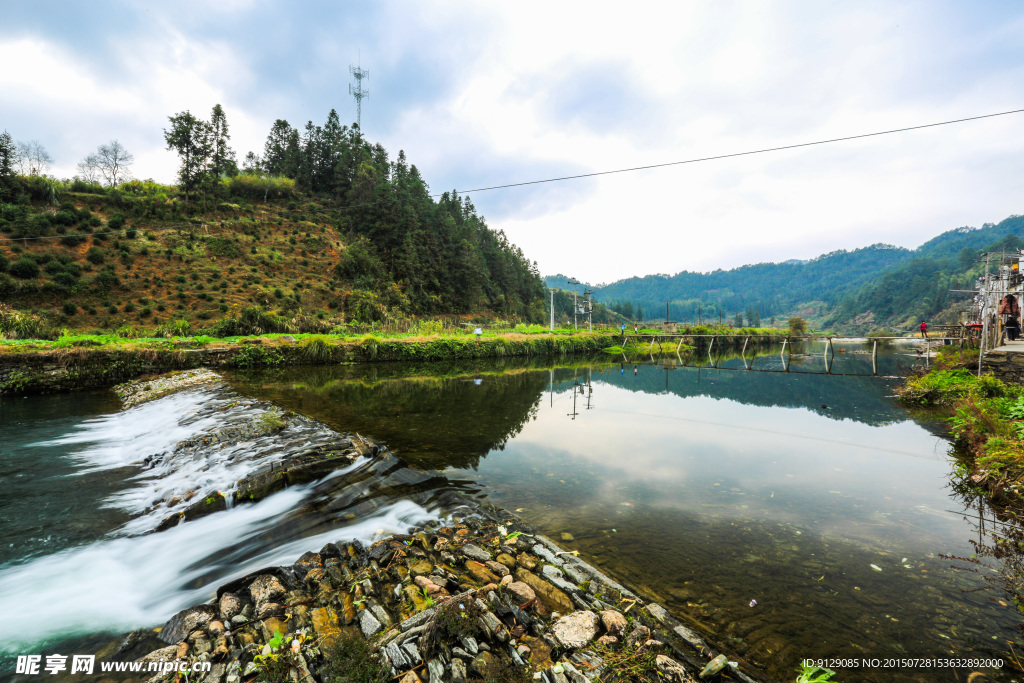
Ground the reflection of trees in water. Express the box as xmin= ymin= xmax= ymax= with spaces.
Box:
xmin=947 ymin=472 xmax=1024 ymax=671
xmin=227 ymin=362 xmax=559 ymax=470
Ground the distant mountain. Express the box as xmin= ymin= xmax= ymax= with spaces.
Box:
xmin=545 ymin=214 xmax=1024 ymax=332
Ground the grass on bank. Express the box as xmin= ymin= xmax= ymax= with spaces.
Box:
xmin=898 ymin=348 xmax=1024 ymax=505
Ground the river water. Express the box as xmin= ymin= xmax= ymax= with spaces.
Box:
xmin=0 ymin=341 xmax=1020 ymax=682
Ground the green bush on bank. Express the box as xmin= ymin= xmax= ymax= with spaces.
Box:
xmin=898 ymin=369 xmax=1014 ymax=407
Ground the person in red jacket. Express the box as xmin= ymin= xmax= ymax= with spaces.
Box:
xmin=920 ymin=321 xmax=928 ymax=339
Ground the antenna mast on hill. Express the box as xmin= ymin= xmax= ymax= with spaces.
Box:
xmin=349 ymin=62 xmax=369 ymax=129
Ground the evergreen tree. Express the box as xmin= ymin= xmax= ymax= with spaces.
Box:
xmin=164 ymin=111 xmax=212 ymax=205
xmin=0 ymin=130 xmax=16 ymax=200
xmin=209 ymin=104 xmax=237 ymax=177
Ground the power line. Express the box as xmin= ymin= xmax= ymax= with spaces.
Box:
xmin=448 ymin=107 xmax=1024 ymax=195
xmin=3 ymin=107 xmax=1023 ymax=244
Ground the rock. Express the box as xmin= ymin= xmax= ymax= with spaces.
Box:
xmin=561 ymin=532 xmax=575 ymax=541
xmin=402 ymin=641 xmax=422 ymax=665
xmin=452 ymin=646 xmax=473 ymax=661
xmin=359 ymin=609 xmax=382 ymax=638
xmin=507 ymin=581 xmax=536 ymax=604
xmin=249 ymin=575 xmax=287 ymax=610
xmin=159 ymin=605 xmax=216 ymax=644
xmin=517 ymin=554 xmax=538 ymax=570
xmin=656 ymin=655 xmax=694 ymax=682
xmin=551 ymin=611 xmax=600 ymax=649
xmin=427 ymin=659 xmax=445 ymax=683
xmin=515 ymin=569 xmax=573 ymax=612
xmin=219 ymin=592 xmax=244 ymax=622
xmin=451 ymin=659 xmax=468 ymax=683
xmin=207 ymin=620 xmax=226 ymax=637
xmin=257 ymin=602 xmax=285 ymax=621
xmin=465 ymin=560 xmax=500 ymax=584
xmin=460 ymin=636 xmax=479 ymax=655
xmin=384 ymin=642 xmax=410 ymax=668
xmin=599 ymin=609 xmax=627 ymax=636
xmin=469 ymin=651 xmax=494 ymax=676
xmin=485 ymin=560 xmax=510 ymax=577
xmin=398 ymin=672 xmax=422 ymax=683
xmin=261 ymin=617 xmax=289 ymax=640
xmin=311 ymin=607 xmax=341 ymax=647
xmin=596 ymin=635 xmax=618 ymax=646
xmin=496 ymin=552 xmax=517 ymax=569
xmin=461 ymin=543 xmax=491 ymax=562
xmin=176 ymin=642 xmax=189 ymax=659
xmin=500 ymin=574 xmax=513 ymax=587
xmin=645 ymin=603 xmax=671 ymax=625
xmin=408 ymin=559 xmax=433 ymax=576
xmin=480 ymin=611 xmax=508 ymax=642
xmin=699 ymin=654 xmax=728 ymax=679
xmin=137 ymin=645 xmax=178 ymax=664
xmin=625 ymin=624 xmax=650 ymax=649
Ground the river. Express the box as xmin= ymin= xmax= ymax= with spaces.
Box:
xmin=0 ymin=341 xmax=1018 ymax=682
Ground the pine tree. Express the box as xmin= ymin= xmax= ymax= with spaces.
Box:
xmin=209 ymin=104 xmax=237 ymax=177
xmin=164 ymin=111 xmax=212 ymax=205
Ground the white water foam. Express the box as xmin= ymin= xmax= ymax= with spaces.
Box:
xmin=0 ymin=486 xmax=436 ymax=652
xmin=36 ymin=390 xmax=238 ymax=473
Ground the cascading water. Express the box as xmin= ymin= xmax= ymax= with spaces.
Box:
xmin=0 ymin=384 xmax=467 ymax=654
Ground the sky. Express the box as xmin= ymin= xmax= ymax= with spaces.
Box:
xmin=3 ymin=1 xmax=1024 ymax=285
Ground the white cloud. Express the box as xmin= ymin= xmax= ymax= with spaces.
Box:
xmin=4 ymin=0 xmax=1024 ymax=283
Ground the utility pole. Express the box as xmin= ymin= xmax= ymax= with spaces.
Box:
xmin=568 ymin=278 xmax=581 ymax=330
xmin=584 ymin=288 xmax=593 ymax=332
xmin=550 ymin=289 xmax=554 ymax=331
xmin=349 ymin=64 xmax=369 ymax=129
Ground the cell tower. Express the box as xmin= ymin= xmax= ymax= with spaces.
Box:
xmin=349 ymin=64 xmax=369 ymax=129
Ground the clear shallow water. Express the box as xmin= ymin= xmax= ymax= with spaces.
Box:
xmin=0 ymin=344 xmax=1018 ymax=682
xmin=225 ymin=346 xmax=1022 ymax=682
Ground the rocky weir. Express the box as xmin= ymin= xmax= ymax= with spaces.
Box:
xmin=15 ymin=370 xmax=766 ymax=683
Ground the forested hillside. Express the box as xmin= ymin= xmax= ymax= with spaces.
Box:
xmin=555 ymin=214 xmax=1024 ymax=333
xmin=0 ymin=106 xmax=547 ymax=335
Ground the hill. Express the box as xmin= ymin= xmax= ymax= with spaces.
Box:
xmin=560 ymin=214 xmax=1024 ymax=333
xmin=0 ymin=109 xmax=548 ymax=337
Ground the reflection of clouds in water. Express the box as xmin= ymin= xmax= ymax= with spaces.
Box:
xmin=497 ymin=383 xmax=956 ymax=536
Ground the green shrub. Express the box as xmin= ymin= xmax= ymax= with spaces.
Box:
xmin=62 ymin=301 xmax=77 ymax=316
xmin=234 ymin=345 xmax=284 ymax=368
xmin=108 ymin=213 xmax=127 ymax=230
xmin=8 ymin=258 xmax=40 ymax=279
xmin=86 ymin=246 xmax=105 ymax=264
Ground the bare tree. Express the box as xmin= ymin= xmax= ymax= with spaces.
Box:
xmin=16 ymin=140 xmax=53 ymax=175
xmin=76 ymin=157 xmax=101 ymax=184
xmin=87 ymin=140 xmax=134 ymax=187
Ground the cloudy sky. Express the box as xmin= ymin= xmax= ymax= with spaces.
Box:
xmin=3 ymin=1 xmax=1024 ymax=284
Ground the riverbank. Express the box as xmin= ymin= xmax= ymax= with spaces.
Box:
xmin=896 ymin=348 xmax=1024 ymax=511
xmin=36 ymin=370 xmax=767 ymax=683
xmin=101 ymin=509 xmax=762 ymax=683
xmin=0 ymin=331 xmax=615 ymax=396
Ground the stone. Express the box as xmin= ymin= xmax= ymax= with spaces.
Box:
xmin=159 ymin=606 xmax=217 ymax=644
xmin=261 ymin=617 xmax=289 ymax=640
xmin=656 ymin=654 xmax=694 ymax=682
xmin=645 ymin=603 xmax=671 ymax=625
xmin=137 ymin=645 xmax=178 ymax=664
xmin=427 ymin=659 xmax=445 ymax=683
xmin=551 ymin=611 xmax=600 ymax=649
xmin=451 ymin=659 xmax=468 ymax=683
xmin=408 ymin=559 xmax=433 ymax=576
xmin=599 ymin=609 xmax=627 ymax=636
xmin=219 ymin=592 xmax=244 ymax=622
xmin=207 ymin=620 xmax=226 ymax=637
xmin=257 ymin=602 xmax=285 ymax=621
xmin=517 ymin=554 xmax=538 ymax=570
xmin=371 ymin=604 xmax=392 ymax=627
xmin=452 ymin=646 xmax=473 ymax=660
xmin=359 ymin=609 xmax=382 ymax=638
xmin=465 ymin=560 xmax=500 ymax=584
xmin=672 ymin=625 xmax=708 ymax=651
xmin=596 ymin=635 xmax=618 ymax=646
xmin=384 ymin=642 xmax=410 ymax=668
xmin=402 ymin=641 xmax=422 ymax=665
xmin=508 ymin=581 xmax=536 ymax=604
xmin=469 ymin=651 xmax=494 ymax=676
xmin=461 ymin=543 xmax=491 ymax=562
xmin=532 ymin=544 xmax=565 ymax=566
xmin=398 ymin=672 xmax=422 ymax=683
xmin=480 ymin=611 xmax=508 ymax=642
xmin=249 ymin=575 xmax=287 ymax=610
xmin=176 ymin=642 xmax=189 ymax=659
xmin=625 ymin=624 xmax=650 ymax=649
xmin=485 ymin=560 xmax=510 ymax=577
xmin=311 ymin=607 xmax=341 ymax=648
xmin=515 ymin=569 xmax=573 ymax=612
xmin=460 ymin=636 xmax=479 ymax=655
xmin=500 ymin=574 xmax=513 ymax=587
xmin=561 ymin=532 xmax=575 ymax=541
xmin=496 ymin=552 xmax=517 ymax=569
